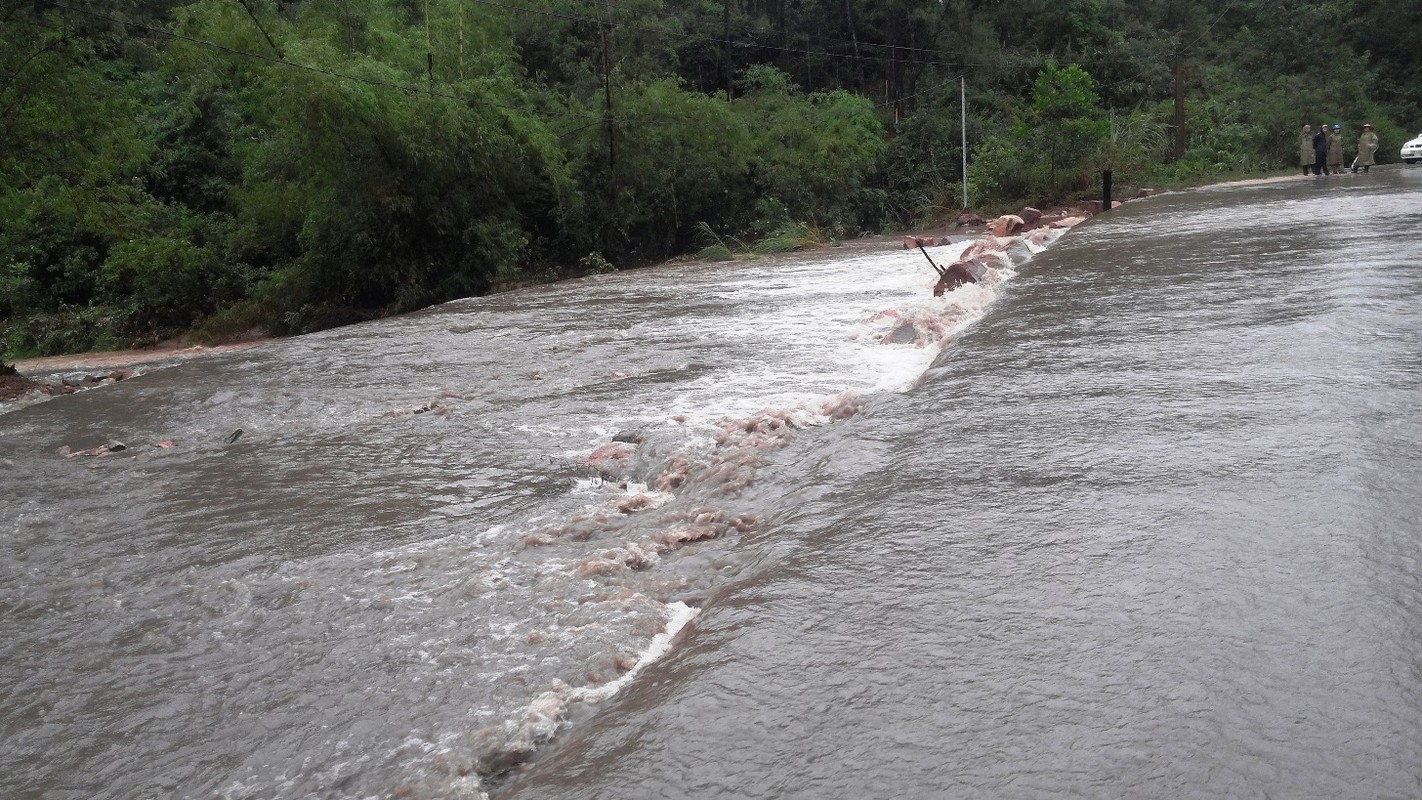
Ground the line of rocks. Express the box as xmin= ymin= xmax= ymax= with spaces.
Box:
xmin=0 ymin=367 xmax=139 ymax=403
xmin=901 ymin=193 xmax=1155 ymax=250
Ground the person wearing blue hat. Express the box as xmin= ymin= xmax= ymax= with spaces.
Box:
xmin=1327 ymin=124 xmax=1343 ymax=174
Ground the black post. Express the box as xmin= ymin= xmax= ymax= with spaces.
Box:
xmin=1102 ymin=169 xmax=1113 ymax=212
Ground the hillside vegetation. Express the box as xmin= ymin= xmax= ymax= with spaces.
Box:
xmin=3 ymin=0 xmax=1419 ymax=356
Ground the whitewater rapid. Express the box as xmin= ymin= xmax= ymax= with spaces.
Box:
xmin=1 ymin=223 xmax=1071 ymax=799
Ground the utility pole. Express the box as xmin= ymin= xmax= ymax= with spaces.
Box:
xmin=1173 ymin=48 xmax=1185 ymax=160
xmin=960 ymin=76 xmax=968 ymax=210
xmin=424 ymin=0 xmax=434 ymax=90
xmin=457 ymin=0 xmax=466 ymax=80
xmin=843 ymin=0 xmax=862 ymax=89
xmin=602 ymin=24 xmax=615 ymax=175
xmin=722 ymin=0 xmax=732 ymax=100
xmin=599 ymin=1 xmax=616 ymax=234
xmin=341 ymin=0 xmax=353 ymax=52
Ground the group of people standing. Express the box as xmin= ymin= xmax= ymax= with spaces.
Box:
xmin=1300 ymin=122 xmax=1379 ymax=175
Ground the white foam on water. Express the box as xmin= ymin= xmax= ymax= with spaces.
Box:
xmin=500 ymin=234 xmax=1059 ymax=502
xmin=574 ymin=600 xmax=700 ymax=704
xmin=0 ymin=227 xmax=1080 ymax=800
xmin=493 ymin=238 xmax=1045 ymax=454
xmin=652 ymin=244 xmax=1008 ymax=426
xmin=342 ymin=232 xmax=1064 ymax=796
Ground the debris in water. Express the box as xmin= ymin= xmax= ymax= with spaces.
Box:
xmin=61 ymin=441 xmax=129 ymax=458
xmin=383 ymin=400 xmax=451 ymax=418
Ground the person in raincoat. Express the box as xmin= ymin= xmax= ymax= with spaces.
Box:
xmin=1354 ymin=124 xmax=1379 ymax=173
xmin=1313 ymin=124 xmax=1330 ymax=175
xmin=1327 ymin=125 xmax=1344 ymax=174
xmin=1300 ymin=124 xmax=1315 ymax=176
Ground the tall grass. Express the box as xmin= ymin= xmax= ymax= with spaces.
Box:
xmin=694 ymin=221 xmax=745 ymax=261
xmin=750 ymin=222 xmax=827 ymax=254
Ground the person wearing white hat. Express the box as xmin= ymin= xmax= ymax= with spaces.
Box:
xmin=1354 ymin=123 xmax=1379 ymax=173
xmin=1300 ymin=124 xmax=1315 ymax=176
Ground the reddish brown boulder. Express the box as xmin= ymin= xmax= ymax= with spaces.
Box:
xmin=932 ymin=260 xmax=986 ymax=296
xmin=0 ymin=371 xmax=48 ymax=401
xmin=988 ymin=214 xmax=1024 ymax=236
xmin=903 ymin=235 xmax=951 ymax=250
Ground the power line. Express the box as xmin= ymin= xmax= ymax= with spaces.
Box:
xmin=469 ymin=0 xmax=998 ymax=70
xmin=545 ymin=0 xmax=990 ymax=62
xmin=48 ymin=1 xmax=962 ymax=131
xmin=232 ymin=0 xmax=282 ymax=59
xmin=1183 ymin=0 xmax=1237 ymax=51
xmin=51 ymin=1 xmax=599 ymax=118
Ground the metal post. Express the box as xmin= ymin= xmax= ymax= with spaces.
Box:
xmin=960 ymin=76 xmax=968 ymax=210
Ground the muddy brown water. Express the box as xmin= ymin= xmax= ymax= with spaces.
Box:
xmin=4 ymin=169 xmax=1422 ymax=799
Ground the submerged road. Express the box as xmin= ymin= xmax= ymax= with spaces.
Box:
xmin=3 ymin=169 xmax=1420 ymax=799
xmin=503 ymin=169 xmax=1422 ymax=799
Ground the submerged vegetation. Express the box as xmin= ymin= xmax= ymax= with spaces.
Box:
xmin=2 ymin=0 xmax=1418 ymax=356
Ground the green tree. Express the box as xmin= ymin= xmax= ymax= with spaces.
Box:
xmin=1028 ymin=60 xmax=1107 ymax=197
xmin=736 ymin=67 xmax=886 ymax=235
xmin=568 ymin=78 xmax=753 ymax=261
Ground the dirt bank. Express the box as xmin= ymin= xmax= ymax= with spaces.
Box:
xmin=2 ymin=341 xmax=270 ymax=408
xmin=12 ymin=341 xmax=266 ymax=374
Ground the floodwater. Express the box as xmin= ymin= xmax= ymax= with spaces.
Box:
xmin=4 ymin=169 xmax=1422 ymax=799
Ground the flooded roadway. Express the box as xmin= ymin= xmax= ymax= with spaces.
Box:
xmin=504 ymin=169 xmax=1422 ymax=798
xmin=4 ymin=169 xmax=1422 ymax=798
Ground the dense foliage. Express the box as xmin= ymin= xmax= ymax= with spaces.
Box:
xmin=3 ymin=0 xmax=1419 ymax=355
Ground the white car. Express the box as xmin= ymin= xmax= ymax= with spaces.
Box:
xmin=1403 ymin=132 xmax=1422 ymax=164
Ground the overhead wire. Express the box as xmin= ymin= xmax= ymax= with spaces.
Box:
xmin=49 ymin=3 xmax=526 ymax=105
xmin=466 ymin=0 xmax=994 ymax=69
xmin=46 ymin=0 xmax=967 ymax=131
xmin=29 ymin=0 xmax=1186 ymax=120
xmin=233 ymin=0 xmax=282 ymax=58
xmin=540 ymin=0 xmax=987 ymax=61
